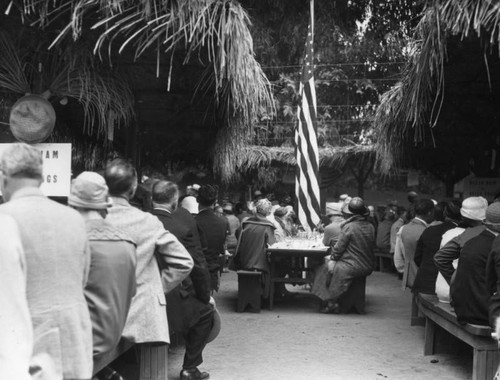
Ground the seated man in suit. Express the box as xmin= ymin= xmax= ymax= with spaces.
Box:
xmin=152 ymin=180 xmax=214 ymax=380
xmin=195 ymin=185 xmax=228 ymax=292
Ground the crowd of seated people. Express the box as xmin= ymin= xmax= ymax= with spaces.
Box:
xmin=4 ymin=141 xmax=500 ymax=380
xmin=388 ymin=191 xmax=500 ymax=332
xmin=0 ymin=143 xmax=231 ymax=380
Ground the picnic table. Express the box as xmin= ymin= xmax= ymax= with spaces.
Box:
xmin=266 ymin=240 xmax=330 ymax=310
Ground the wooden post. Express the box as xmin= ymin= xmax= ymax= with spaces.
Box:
xmin=139 ymin=344 xmax=168 ymax=380
xmin=423 ymin=319 xmax=436 ymax=355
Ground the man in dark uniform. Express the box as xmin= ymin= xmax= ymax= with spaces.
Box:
xmin=195 ymin=185 xmax=228 ymax=292
xmin=151 ymin=180 xmax=213 ymax=380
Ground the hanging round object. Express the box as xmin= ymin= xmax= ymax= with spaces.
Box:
xmin=9 ymin=94 xmax=56 ymax=143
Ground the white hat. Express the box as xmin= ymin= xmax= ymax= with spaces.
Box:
xmin=460 ymin=196 xmax=488 ymax=221
xmin=326 ymin=202 xmax=343 ymax=216
xmin=181 ymin=196 xmax=199 ymax=214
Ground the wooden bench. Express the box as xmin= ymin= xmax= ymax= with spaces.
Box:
xmin=93 ymin=340 xmax=168 ymax=380
xmin=416 ymin=293 xmax=499 ymax=380
xmin=374 ymin=249 xmax=394 ymax=272
xmin=338 ymin=276 xmax=366 ymax=314
xmin=236 ymin=270 xmax=262 ymax=312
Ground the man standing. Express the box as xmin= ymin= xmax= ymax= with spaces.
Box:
xmin=195 ymin=185 xmax=227 ymax=292
xmin=67 ymin=171 xmax=137 ymax=373
xmin=394 ymin=199 xmax=435 ymax=289
xmin=0 ymin=213 xmax=32 ymax=380
xmin=103 ymin=159 xmax=193 ymax=371
xmin=151 ymin=180 xmax=214 ymax=380
xmin=0 ymin=143 xmax=93 ymax=379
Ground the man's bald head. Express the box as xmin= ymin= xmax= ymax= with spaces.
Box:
xmin=104 ymin=158 xmax=137 ymax=198
xmin=152 ymin=180 xmax=179 ymax=211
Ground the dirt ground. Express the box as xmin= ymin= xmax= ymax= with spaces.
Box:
xmin=165 ymin=270 xmax=473 ymax=380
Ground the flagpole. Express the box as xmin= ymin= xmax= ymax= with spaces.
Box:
xmin=310 ymin=0 xmax=314 ymax=41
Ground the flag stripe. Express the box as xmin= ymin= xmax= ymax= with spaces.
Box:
xmin=295 ymin=13 xmax=321 ymax=231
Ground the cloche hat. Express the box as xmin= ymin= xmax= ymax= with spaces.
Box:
xmin=485 ymin=202 xmax=500 ymax=226
xmin=460 ymin=196 xmax=488 ymax=221
xmin=68 ymin=171 xmax=113 ymax=210
xmin=342 ymin=197 xmax=369 ymax=216
xmin=326 ymin=202 xmax=343 ymax=217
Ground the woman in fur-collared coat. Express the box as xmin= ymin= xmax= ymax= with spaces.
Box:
xmin=312 ymin=197 xmax=375 ymax=313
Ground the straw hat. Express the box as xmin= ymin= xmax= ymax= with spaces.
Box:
xmin=68 ymin=172 xmax=113 ymax=210
xmin=9 ymin=95 xmax=56 ymax=143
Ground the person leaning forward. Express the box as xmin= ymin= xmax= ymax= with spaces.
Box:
xmin=0 ymin=143 xmax=93 ymax=380
xmin=103 ymin=159 xmax=193 ymax=357
xmin=152 ymin=180 xmax=214 ymax=380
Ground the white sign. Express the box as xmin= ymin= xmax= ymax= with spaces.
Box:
xmin=463 ymin=177 xmax=500 ymax=201
xmin=0 ymin=143 xmax=72 ymax=196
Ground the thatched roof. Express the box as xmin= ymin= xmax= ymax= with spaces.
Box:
xmin=10 ymin=0 xmax=273 ymax=178
xmin=373 ymin=0 xmax=500 ymax=173
xmin=237 ymin=144 xmax=375 ymax=172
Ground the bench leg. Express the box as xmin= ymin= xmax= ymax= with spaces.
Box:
xmin=423 ymin=318 xmax=436 ymax=356
xmin=411 ymin=294 xmax=425 ymax=326
xmin=139 ymin=344 xmax=168 ymax=380
xmin=473 ymin=349 xmax=500 ymax=380
xmin=379 ymin=256 xmax=386 ymax=272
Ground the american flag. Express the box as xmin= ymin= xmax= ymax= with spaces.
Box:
xmin=295 ymin=8 xmax=321 ymax=232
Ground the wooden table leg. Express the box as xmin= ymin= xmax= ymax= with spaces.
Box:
xmin=269 ymin=254 xmax=275 ymax=310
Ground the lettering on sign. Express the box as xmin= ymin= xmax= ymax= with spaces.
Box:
xmin=42 ymin=150 xmax=59 ymax=159
xmin=0 ymin=143 xmax=71 ymax=196
xmin=463 ymin=177 xmax=500 ymax=201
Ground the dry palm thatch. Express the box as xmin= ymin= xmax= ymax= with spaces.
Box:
xmin=237 ymin=144 xmax=375 ymax=173
xmin=374 ymin=0 xmax=500 ymax=173
xmin=13 ymin=0 xmax=273 ymax=176
xmin=0 ymin=32 xmax=134 ymax=136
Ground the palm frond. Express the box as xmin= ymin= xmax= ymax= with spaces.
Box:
xmin=373 ymin=0 xmax=500 ymax=173
xmin=0 ymin=33 xmax=30 ymax=93
xmin=15 ymin=0 xmax=273 ymax=177
xmin=0 ymin=31 xmax=134 ymax=136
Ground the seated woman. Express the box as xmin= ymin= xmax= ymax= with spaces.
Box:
xmin=233 ymin=199 xmax=277 ymax=299
xmin=311 ymin=197 xmax=375 ymax=313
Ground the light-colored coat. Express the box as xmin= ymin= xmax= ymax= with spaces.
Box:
xmin=397 ymin=217 xmax=428 ymax=290
xmin=106 ymin=197 xmax=193 ymax=344
xmin=0 ymin=214 xmax=32 ymax=380
xmin=0 ymin=188 xmax=93 ymax=379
